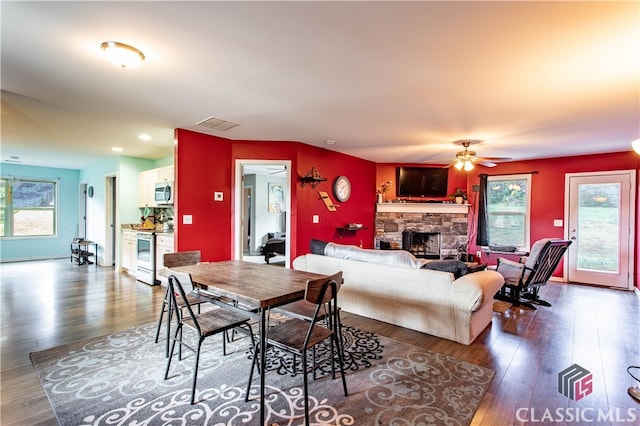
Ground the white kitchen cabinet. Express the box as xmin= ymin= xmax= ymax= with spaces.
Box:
xmin=138 ymin=165 xmax=174 ymax=207
xmin=156 ymin=165 xmax=174 ymax=183
xmin=138 ymin=169 xmax=157 ymax=207
xmin=155 ymin=233 xmax=175 ymax=283
xmin=121 ymin=230 xmax=138 ymax=273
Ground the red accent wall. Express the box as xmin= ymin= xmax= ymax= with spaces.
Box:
xmin=294 ymin=144 xmax=376 ymax=253
xmin=174 ymin=129 xmax=376 ymax=262
xmin=175 ymin=128 xmax=638 ymax=289
xmin=462 ymin=151 xmax=639 ymax=285
xmin=174 ymin=129 xmax=233 ymax=261
xmin=375 ymin=163 xmax=469 ymax=201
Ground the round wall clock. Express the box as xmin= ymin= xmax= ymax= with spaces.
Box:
xmin=333 ymin=175 xmax=351 ymax=202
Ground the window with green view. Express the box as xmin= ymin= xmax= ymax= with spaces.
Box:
xmin=486 ymin=174 xmax=531 ymax=250
xmin=0 ymin=178 xmax=57 ymax=237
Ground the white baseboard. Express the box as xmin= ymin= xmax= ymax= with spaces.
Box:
xmin=0 ymin=255 xmax=67 ymax=263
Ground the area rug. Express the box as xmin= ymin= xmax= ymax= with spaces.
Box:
xmin=492 ymin=300 xmax=513 ymax=313
xmin=30 ymin=322 xmax=494 ymax=425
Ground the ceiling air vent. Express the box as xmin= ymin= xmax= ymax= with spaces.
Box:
xmin=197 ymin=116 xmax=240 ymax=131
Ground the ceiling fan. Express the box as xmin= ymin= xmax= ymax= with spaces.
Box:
xmin=447 ymin=140 xmax=511 ymax=170
xmin=268 ymin=166 xmax=287 ymax=175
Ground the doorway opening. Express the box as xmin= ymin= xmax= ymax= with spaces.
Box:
xmin=234 ymin=160 xmax=291 ymax=267
xmin=104 ymin=174 xmax=117 ymax=267
xmin=79 ymin=181 xmax=88 ymax=239
xmin=564 ymin=170 xmax=635 ymax=289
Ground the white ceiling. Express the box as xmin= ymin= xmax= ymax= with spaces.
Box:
xmin=2 ymin=1 xmax=638 ymax=170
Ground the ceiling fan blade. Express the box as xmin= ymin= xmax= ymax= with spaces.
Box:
xmin=476 ymin=156 xmax=512 ymax=161
xmin=475 ymin=156 xmax=511 ymax=167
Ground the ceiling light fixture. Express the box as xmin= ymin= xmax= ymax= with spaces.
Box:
xmin=138 ymin=134 xmax=151 ymax=141
xmin=632 ymin=139 xmax=640 ymax=154
xmin=452 ymin=141 xmax=477 ymax=171
xmin=101 ymin=41 xmax=145 ymax=68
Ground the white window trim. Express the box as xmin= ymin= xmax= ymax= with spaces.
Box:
xmin=1 ymin=176 xmax=58 ymax=238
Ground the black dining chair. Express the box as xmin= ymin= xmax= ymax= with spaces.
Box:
xmin=155 ymin=251 xmax=206 ymax=357
xmin=164 ymin=273 xmax=256 ymax=405
xmin=245 ymin=271 xmax=348 ymax=425
xmin=272 ymin=271 xmax=345 ymax=378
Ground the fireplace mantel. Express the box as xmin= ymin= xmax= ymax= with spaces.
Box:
xmin=376 ymin=203 xmax=470 ymax=214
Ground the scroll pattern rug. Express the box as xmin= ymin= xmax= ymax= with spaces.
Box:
xmin=30 ymin=322 xmax=494 ymax=425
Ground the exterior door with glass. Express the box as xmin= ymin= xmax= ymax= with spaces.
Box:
xmin=565 ymin=171 xmax=635 ymax=289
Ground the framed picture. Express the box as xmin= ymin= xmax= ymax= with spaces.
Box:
xmin=268 ymin=182 xmax=285 ymax=212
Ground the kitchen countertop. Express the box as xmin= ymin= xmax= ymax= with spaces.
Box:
xmin=121 ymin=225 xmax=174 ymax=234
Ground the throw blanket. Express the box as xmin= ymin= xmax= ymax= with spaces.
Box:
xmin=324 ymin=242 xmax=429 ymax=269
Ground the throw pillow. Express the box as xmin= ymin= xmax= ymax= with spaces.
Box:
xmin=310 ymin=239 xmax=328 ymax=255
xmin=422 ymin=260 xmax=468 ymax=279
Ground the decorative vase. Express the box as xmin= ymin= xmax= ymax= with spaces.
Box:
xmin=377 ymin=193 xmax=383 ymax=203
xmin=455 ymin=196 xmax=463 ymax=204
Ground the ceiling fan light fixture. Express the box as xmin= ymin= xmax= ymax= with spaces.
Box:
xmin=101 ymin=41 xmax=145 ymax=68
xmin=632 ymin=139 xmax=640 ymax=154
xmin=454 ymin=159 xmax=464 ymax=170
xmin=464 ymin=160 xmax=474 ymax=171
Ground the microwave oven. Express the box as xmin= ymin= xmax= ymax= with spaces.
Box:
xmin=154 ymin=181 xmax=173 ymax=204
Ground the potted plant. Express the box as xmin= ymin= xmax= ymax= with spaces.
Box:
xmin=450 ymin=188 xmax=468 ymax=204
xmin=377 ymin=181 xmax=392 ymax=203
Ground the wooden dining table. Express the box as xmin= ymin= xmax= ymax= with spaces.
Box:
xmin=171 ymin=260 xmax=329 ymax=425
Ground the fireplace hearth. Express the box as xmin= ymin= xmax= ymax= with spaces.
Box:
xmin=402 ymin=230 xmax=441 ymax=259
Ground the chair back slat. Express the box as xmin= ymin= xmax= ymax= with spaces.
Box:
xmin=164 ymin=250 xmax=201 ymax=268
xmin=305 ymin=271 xmax=342 ymax=305
xmin=167 ymin=274 xmax=201 ymax=334
xmin=523 ymin=240 xmax=571 ymax=286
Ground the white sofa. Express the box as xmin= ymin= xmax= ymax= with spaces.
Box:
xmin=292 ymin=250 xmax=504 ymax=345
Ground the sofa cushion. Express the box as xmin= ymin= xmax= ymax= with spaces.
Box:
xmin=323 ymin=242 xmax=429 ymax=268
xmin=422 ymin=260 xmax=468 ymax=279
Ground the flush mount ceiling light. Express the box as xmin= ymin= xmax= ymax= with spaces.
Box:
xmin=101 ymin=41 xmax=145 ymax=68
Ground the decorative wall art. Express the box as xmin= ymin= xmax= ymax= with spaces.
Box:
xmin=268 ymin=182 xmax=285 ymax=212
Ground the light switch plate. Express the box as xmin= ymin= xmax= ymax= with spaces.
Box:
xmin=183 ymin=215 xmax=193 ymax=225
xmin=214 ymin=192 xmax=223 ymax=201
xmin=554 ymin=219 xmax=563 ymax=227
xmin=313 ymin=215 xmax=319 ymax=223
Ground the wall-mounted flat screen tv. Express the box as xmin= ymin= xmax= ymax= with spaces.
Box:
xmin=396 ymin=166 xmax=449 ymax=197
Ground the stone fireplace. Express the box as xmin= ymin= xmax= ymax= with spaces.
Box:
xmin=402 ymin=230 xmax=441 ymax=259
xmin=375 ymin=203 xmax=469 ymax=259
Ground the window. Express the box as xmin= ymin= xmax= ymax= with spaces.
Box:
xmin=0 ymin=178 xmax=57 ymax=237
xmin=486 ymin=174 xmax=531 ymax=250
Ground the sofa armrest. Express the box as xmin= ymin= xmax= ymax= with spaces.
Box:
xmin=292 ymin=256 xmax=307 ymax=270
xmin=452 ymin=270 xmax=505 ymax=312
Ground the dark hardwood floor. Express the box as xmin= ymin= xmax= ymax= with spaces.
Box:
xmin=1 ymin=259 xmax=639 ymax=425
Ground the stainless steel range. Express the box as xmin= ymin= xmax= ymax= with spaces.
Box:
xmin=136 ymin=232 xmax=157 ymax=285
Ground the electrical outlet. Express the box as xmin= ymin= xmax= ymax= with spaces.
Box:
xmin=476 ymin=251 xmax=482 ymax=258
